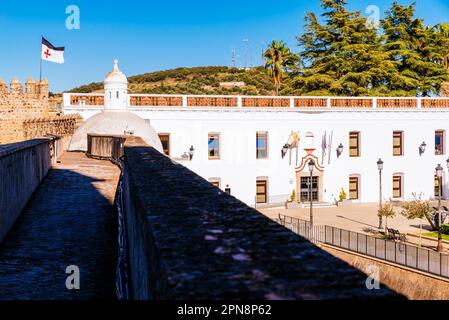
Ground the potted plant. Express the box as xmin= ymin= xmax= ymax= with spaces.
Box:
xmin=286 ymin=189 xmax=300 ymax=209
xmin=337 ymin=188 xmax=350 ymax=206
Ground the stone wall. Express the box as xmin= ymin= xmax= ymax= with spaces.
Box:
xmin=0 ymin=115 xmax=82 ymax=146
xmin=117 ymin=138 xmax=402 ymax=300
xmin=0 ymin=139 xmax=55 ymax=243
xmin=0 ymin=78 xmax=82 ymax=146
xmin=0 ymin=78 xmax=51 ymax=119
xmin=323 ymin=245 xmax=449 ymax=300
xmin=22 ymin=115 xmax=83 ymax=151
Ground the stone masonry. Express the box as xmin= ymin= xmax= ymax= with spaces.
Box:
xmin=120 ymin=138 xmax=403 ymax=300
xmin=0 ymin=77 xmax=82 ymax=145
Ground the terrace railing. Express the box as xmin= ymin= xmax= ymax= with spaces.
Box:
xmin=62 ymin=93 xmax=449 ymax=110
xmin=68 ymin=93 xmax=104 ymax=107
xmin=278 ymin=214 xmax=449 ymax=279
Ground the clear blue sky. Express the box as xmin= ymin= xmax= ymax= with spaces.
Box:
xmin=1 ymin=0 xmax=449 ymax=92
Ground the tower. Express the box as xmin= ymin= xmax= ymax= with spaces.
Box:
xmin=104 ymin=59 xmax=128 ymax=111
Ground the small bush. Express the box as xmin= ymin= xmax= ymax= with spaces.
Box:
xmin=339 ymin=188 xmax=347 ymax=202
xmin=290 ymin=190 xmax=296 ymax=202
xmin=442 ymin=224 xmax=449 ymax=235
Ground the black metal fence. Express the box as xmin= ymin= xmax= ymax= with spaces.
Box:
xmin=278 ymin=214 xmax=449 ymax=279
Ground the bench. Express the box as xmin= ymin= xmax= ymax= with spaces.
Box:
xmin=387 ymin=228 xmax=407 ymax=242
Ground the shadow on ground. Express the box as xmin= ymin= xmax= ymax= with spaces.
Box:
xmin=0 ymin=168 xmax=117 ymax=300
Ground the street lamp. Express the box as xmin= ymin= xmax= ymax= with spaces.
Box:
xmin=436 ymin=164 xmax=444 ymax=252
xmin=281 ymin=144 xmax=289 ymax=159
xmin=308 ymin=160 xmax=315 ymax=235
xmin=419 ymin=142 xmax=427 ymax=156
xmin=337 ymin=143 xmax=344 ymax=158
xmin=189 ymin=146 xmax=195 ymax=161
xmin=377 ymin=158 xmax=384 ymax=230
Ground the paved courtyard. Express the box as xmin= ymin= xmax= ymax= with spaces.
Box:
xmin=260 ymin=203 xmax=449 ymax=252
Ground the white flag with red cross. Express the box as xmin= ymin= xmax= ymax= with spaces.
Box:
xmin=41 ymin=37 xmax=65 ymax=64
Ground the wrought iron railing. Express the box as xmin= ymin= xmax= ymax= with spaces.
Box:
xmin=277 ymin=214 xmax=449 ymax=279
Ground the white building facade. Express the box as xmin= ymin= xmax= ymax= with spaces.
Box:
xmin=63 ymin=66 xmax=449 ymax=207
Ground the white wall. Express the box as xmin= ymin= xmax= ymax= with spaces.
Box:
xmin=65 ymin=105 xmax=449 ymax=206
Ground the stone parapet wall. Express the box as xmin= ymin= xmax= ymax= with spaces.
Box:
xmin=0 ymin=139 xmax=55 ymax=243
xmin=117 ymin=138 xmax=401 ymax=300
xmin=0 ymin=114 xmax=82 ymax=146
xmin=323 ymin=245 xmax=449 ymax=300
xmin=0 ymin=95 xmax=50 ymax=119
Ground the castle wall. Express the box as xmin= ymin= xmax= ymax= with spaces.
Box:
xmin=0 ymin=78 xmax=82 ymax=146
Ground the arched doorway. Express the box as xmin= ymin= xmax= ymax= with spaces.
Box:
xmin=295 ymin=150 xmax=325 ymax=203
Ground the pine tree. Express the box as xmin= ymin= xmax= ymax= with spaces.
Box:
xmin=381 ymin=2 xmax=449 ymax=96
xmin=436 ymin=23 xmax=449 ymax=70
xmin=434 ymin=23 xmax=449 ymax=96
xmin=293 ymin=0 xmax=395 ymax=96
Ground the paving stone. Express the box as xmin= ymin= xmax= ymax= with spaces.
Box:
xmin=0 ymin=152 xmax=119 ymax=300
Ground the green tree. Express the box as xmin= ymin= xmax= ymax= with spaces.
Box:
xmin=401 ymin=193 xmax=434 ymax=246
xmin=381 ymin=2 xmax=449 ymax=96
xmin=294 ymin=0 xmax=395 ymax=96
xmin=378 ymin=201 xmax=396 ymax=236
xmin=435 ymin=23 xmax=449 ymax=71
xmin=263 ymin=40 xmax=300 ymax=95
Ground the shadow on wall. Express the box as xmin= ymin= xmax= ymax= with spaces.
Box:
xmin=119 ymin=142 xmax=404 ymax=300
xmin=0 ymin=168 xmax=117 ymax=300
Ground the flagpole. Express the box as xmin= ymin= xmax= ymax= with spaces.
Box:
xmin=39 ymin=35 xmax=43 ymax=83
xmin=39 ymin=58 xmax=43 ymax=83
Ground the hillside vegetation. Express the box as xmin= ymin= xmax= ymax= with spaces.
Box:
xmin=68 ymin=66 xmax=275 ymax=96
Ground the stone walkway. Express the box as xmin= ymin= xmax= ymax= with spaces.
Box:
xmin=0 ymin=152 xmax=120 ymax=300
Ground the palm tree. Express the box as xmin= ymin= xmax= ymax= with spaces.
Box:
xmin=263 ymin=40 xmax=300 ymax=95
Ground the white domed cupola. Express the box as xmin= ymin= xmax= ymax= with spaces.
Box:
xmin=104 ymin=59 xmax=128 ymax=111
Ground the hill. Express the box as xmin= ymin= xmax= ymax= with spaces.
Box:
xmin=67 ymin=66 xmax=276 ymax=96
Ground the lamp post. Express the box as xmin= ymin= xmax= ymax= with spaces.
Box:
xmin=436 ymin=164 xmax=444 ymax=252
xmin=377 ymin=158 xmax=384 ymax=230
xmin=308 ymin=160 xmax=315 ymax=234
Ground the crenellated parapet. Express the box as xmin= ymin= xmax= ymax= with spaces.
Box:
xmin=0 ymin=77 xmax=49 ymax=99
xmin=0 ymin=80 xmax=7 ymax=94
xmin=0 ymin=77 xmax=53 ymax=124
xmin=10 ymin=77 xmax=23 ymax=96
xmin=37 ymin=79 xmax=49 ymax=98
xmin=25 ymin=77 xmax=36 ymax=97
xmin=0 ymin=77 xmax=73 ymax=145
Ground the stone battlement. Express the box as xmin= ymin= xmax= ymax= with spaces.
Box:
xmin=0 ymin=77 xmax=81 ymax=146
xmin=0 ymin=77 xmax=48 ymax=99
xmin=0 ymin=77 xmax=51 ymax=121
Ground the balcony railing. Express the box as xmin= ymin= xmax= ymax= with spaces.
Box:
xmin=69 ymin=94 xmax=104 ymax=107
xmin=62 ymin=93 xmax=449 ymax=110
